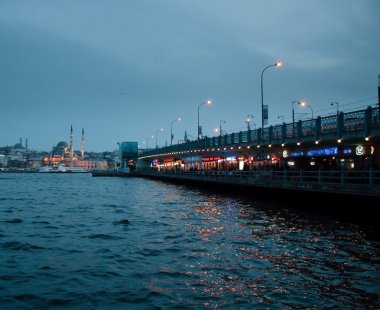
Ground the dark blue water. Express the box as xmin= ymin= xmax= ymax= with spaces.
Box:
xmin=0 ymin=173 xmax=379 ymax=309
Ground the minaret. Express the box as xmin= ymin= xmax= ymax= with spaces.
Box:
xmin=81 ymin=128 xmax=85 ymax=160
xmin=70 ymin=125 xmax=74 ymax=159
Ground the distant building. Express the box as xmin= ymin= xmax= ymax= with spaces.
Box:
xmin=0 ymin=154 xmax=6 ymax=167
xmin=119 ymin=142 xmax=138 ymax=171
xmin=75 ymin=160 xmax=108 ymax=170
xmin=42 ymin=126 xmax=108 ymax=171
xmin=28 ymin=159 xmax=43 ymax=169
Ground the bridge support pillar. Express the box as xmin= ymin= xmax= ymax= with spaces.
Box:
xmin=365 ymin=106 xmax=372 ymax=137
xmin=281 ymin=123 xmax=286 ymax=144
xmin=297 ymin=120 xmax=302 ymax=141
xmin=315 ymin=117 xmax=321 ymax=141
xmin=268 ymin=126 xmax=273 ymax=145
xmin=257 ymin=128 xmax=262 ymax=145
xmin=337 ymin=112 xmax=344 ymax=139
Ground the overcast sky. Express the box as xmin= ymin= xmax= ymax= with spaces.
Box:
xmin=1 ymin=0 xmax=379 ymax=152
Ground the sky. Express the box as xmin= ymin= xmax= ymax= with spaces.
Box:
xmin=1 ymin=0 xmax=379 ymax=152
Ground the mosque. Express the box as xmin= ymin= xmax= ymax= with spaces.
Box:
xmin=42 ymin=126 xmax=108 ymax=170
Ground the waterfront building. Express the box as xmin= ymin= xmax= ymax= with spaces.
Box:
xmin=118 ymin=142 xmax=138 ymax=171
xmin=0 ymin=154 xmax=6 ymax=167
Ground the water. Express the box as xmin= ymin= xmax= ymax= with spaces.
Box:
xmin=0 ymin=173 xmax=379 ymax=309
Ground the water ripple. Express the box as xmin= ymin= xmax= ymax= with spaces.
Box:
xmin=0 ymin=173 xmax=378 ymax=309
xmin=1 ymin=241 xmax=45 ymax=251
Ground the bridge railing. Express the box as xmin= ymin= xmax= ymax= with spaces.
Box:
xmin=140 ymin=169 xmax=380 ymax=186
xmin=141 ymin=106 xmax=379 ymax=157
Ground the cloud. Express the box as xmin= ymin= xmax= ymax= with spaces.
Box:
xmin=0 ymin=0 xmax=379 ymax=151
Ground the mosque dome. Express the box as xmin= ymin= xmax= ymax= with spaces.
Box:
xmin=56 ymin=141 xmax=68 ymax=148
xmin=53 ymin=141 xmax=69 ymax=156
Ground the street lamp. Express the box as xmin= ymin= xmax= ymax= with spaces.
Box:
xmin=146 ymin=135 xmax=154 ymax=150
xmin=155 ymin=128 xmax=164 ymax=149
xmin=292 ymin=100 xmax=306 ymax=137
xmin=292 ymin=101 xmax=304 ymax=129
xmin=260 ymin=60 xmax=282 ymax=129
xmin=219 ymin=120 xmax=226 ymax=135
xmin=198 ymin=99 xmax=212 ymax=139
xmin=331 ymin=101 xmax=339 ymax=115
xmin=246 ymin=115 xmax=254 ymax=131
xmin=299 ymin=101 xmax=313 ymax=119
xmin=170 ymin=118 xmax=181 ymax=146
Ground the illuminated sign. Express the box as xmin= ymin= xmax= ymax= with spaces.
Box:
xmin=238 ymin=161 xmax=244 ymax=170
xmin=343 ymin=149 xmax=352 ymax=154
xmin=289 ymin=151 xmax=304 ymax=157
xmin=202 ymin=156 xmax=222 ymax=162
xmin=306 ymin=147 xmax=338 ymax=157
xmin=282 ymin=150 xmax=288 ymax=158
xmin=164 ymin=158 xmax=175 ymax=163
xmin=226 ymin=156 xmax=236 ymax=161
xmin=183 ymin=156 xmax=202 ymax=162
xmin=355 ymin=145 xmax=365 ymax=156
xmin=371 ymin=146 xmax=375 ymax=155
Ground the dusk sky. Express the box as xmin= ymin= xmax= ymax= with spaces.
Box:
xmin=1 ymin=0 xmax=379 ymax=152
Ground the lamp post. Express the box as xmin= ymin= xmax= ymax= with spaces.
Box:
xmin=246 ymin=115 xmax=254 ymax=131
xmin=260 ymin=61 xmax=282 ymax=129
xmin=299 ymin=101 xmax=313 ymax=119
xmin=331 ymin=101 xmax=339 ymax=115
xmin=292 ymin=100 xmax=306 ymax=137
xmin=198 ymin=99 xmax=212 ymax=139
xmin=155 ymin=128 xmax=164 ymax=149
xmin=170 ymin=118 xmax=181 ymax=146
xmin=292 ymin=101 xmax=299 ymax=132
xmin=146 ymin=135 xmax=153 ymax=150
xmin=219 ymin=120 xmax=226 ymax=135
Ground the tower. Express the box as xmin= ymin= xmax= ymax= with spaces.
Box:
xmin=70 ymin=125 xmax=74 ymax=159
xmin=81 ymin=128 xmax=85 ymax=160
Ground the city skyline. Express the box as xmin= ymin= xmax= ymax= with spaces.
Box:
xmin=1 ymin=0 xmax=379 ymax=151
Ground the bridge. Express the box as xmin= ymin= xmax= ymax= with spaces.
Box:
xmin=138 ymin=106 xmax=379 ymax=162
xmin=131 ymin=105 xmax=380 ymax=198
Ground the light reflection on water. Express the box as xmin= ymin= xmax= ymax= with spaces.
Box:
xmin=0 ymin=173 xmax=379 ymax=309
